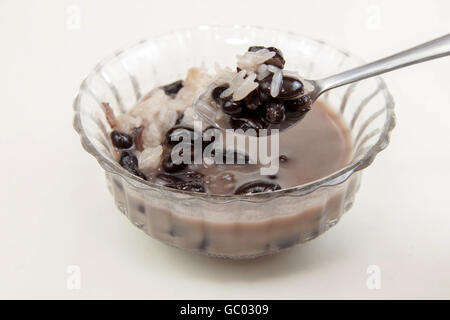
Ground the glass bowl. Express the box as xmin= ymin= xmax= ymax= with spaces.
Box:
xmin=73 ymin=25 xmax=395 ymax=259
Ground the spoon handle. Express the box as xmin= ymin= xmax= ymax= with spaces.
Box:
xmin=316 ymin=34 xmax=450 ymax=94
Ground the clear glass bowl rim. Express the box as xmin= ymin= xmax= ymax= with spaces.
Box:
xmin=73 ymin=25 xmax=396 ymax=203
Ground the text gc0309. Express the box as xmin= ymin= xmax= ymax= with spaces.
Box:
xmin=224 ymin=304 xmax=269 ymax=315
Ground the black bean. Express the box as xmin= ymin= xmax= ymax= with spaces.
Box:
xmin=162 ymin=153 xmax=188 ymax=173
xmin=266 ymin=47 xmax=283 ymax=57
xmin=234 ymin=180 xmax=281 ymax=195
xmin=277 ymin=76 xmax=304 ymax=99
xmin=265 ymin=47 xmax=285 ymax=69
xmin=258 ymin=74 xmax=273 ymax=96
xmin=248 ymin=46 xmax=285 ymax=68
xmin=166 ymin=126 xmax=198 ymax=145
xmin=244 ymin=90 xmax=261 ymax=111
xmin=285 ymin=95 xmax=312 ymax=118
xmin=259 ymin=75 xmax=304 ymax=100
xmin=156 ymin=173 xmax=184 ymax=184
xmin=162 ymin=80 xmax=183 ymax=97
xmin=119 ymin=151 xmax=138 ymax=170
xmin=257 ymin=88 xmax=272 ymax=104
xmin=158 ymin=170 xmax=204 ymax=188
xmin=211 ymin=84 xmax=229 ymax=104
xmin=110 ymin=130 xmax=133 ymax=149
xmin=265 ymin=102 xmax=286 ymax=124
xmin=166 ymin=181 xmax=206 ymax=193
xmin=182 ymin=170 xmax=204 ymax=181
xmin=222 ymin=99 xmax=243 ymax=116
xmin=230 ymin=114 xmax=266 ymax=131
xmin=248 ymin=46 xmax=265 ymax=52
xmin=132 ymin=169 xmax=148 ymax=181
xmin=119 ymin=151 xmax=147 ymax=180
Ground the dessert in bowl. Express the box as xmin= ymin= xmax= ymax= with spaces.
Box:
xmin=73 ymin=26 xmax=395 ymax=259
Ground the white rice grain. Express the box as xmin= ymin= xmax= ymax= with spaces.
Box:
xmin=267 ymin=65 xmax=281 ymax=73
xmin=220 ymin=87 xmax=233 ymax=99
xmin=236 ymin=49 xmax=275 ymax=72
xmin=214 ymin=66 xmax=235 ymax=84
xmin=233 ymin=72 xmax=258 ymax=101
xmin=142 ymin=122 xmax=163 ymax=148
xmin=270 ymin=68 xmax=283 ymax=97
xmin=138 ymin=145 xmax=163 ymax=171
xmin=184 ymin=66 xmax=212 ymax=89
xmin=230 ymin=70 xmax=247 ymax=91
xmin=220 ymin=70 xmax=246 ymax=99
xmin=116 ymin=114 xmax=142 ymax=133
xmin=180 ymin=106 xmax=208 ymax=130
xmin=256 ymin=64 xmax=271 ymax=80
xmin=157 ymin=107 xmax=178 ymax=134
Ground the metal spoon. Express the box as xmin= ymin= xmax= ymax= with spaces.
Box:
xmin=194 ymin=34 xmax=450 ymax=133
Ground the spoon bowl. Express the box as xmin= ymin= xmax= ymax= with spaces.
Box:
xmin=193 ymin=81 xmax=311 ymax=133
xmin=194 ymin=34 xmax=450 ymax=134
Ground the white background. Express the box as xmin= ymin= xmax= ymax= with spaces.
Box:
xmin=1 ymin=0 xmax=449 ymax=299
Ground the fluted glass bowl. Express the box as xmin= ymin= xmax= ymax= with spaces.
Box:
xmin=73 ymin=25 xmax=395 ymax=259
